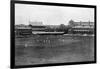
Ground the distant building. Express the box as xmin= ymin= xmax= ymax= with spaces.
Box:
xmin=68 ymin=20 xmax=94 ymax=34
xmin=69 ymin=20 xmax=94 ymax=27
xmin=29 ymin=21 xmax=46 ymax=32
xmin=29 ymin=21 xmax=43 ymax=26
xmin=15 ymin=25 xmax=32 ymax=37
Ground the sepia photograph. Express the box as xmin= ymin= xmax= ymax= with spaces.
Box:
xmin=11 ymin=0 xmax=96 ymax=68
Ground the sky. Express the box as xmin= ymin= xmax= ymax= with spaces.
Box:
xmin=15 ymin=4 xmax=94 ymax=25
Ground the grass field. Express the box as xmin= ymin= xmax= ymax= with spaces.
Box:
xmin=15 ymin=35 xmax=94 ymax=65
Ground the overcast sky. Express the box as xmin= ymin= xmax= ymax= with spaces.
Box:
xmin=15 ymin=4 xmax=94 ymax=25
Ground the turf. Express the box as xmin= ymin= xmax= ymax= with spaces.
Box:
xmin=15 ymin=35 xmax=94 ymax=65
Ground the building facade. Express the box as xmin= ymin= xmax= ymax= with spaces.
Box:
xmin=29 ymin=21 xmax=46 ymax=32
xmin=15 ymin=25 xmax=32 ymax=37
xmin=15 ymin=21 xmax=47 ymax=37
xmin=68 ymin=20 xmax=94 ymax=34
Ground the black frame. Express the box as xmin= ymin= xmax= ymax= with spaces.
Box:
xmin=10 ymin=0 xmax=97 ymax=68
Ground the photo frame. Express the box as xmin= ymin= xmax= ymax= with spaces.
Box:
xmin=11 ymin=0 xmax=96 ymax=68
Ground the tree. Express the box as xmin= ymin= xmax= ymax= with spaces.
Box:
xmin=59 ymin=24 xmax=66 ymax=31
xmin=58 ymin=24 xmax=72 ymax=34
xmin=28 ymin=24 xmax=33 ymax=27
